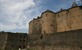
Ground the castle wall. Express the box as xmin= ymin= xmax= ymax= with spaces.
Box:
xmin=27 ymin=29 xmax=82 ymax=50
xmin=79 ymin=6 xmax=82 ymax=23
xmin=29 ymin=19 xmax=37 ymax=34
xmin=28 ymin=6 xmax=82 ymax=50
xmin=42 ymin=11 xmax=57 ymax=34
xmin=5 ymin=33 xmax=28 ymax=50
xmin=67 ymin=7 xmax=82 ymax=31
xmin=27 ymin=46 xmax=81 ymax=50
xmin=29 ymin=17 xmax=42 ymax=34
xmin=35 ymin=18 xmax=42 ymax=34
xmin=29 ymin=6 xmax=82 ymax=34
xmin=5 ymin=33 xmax=20 ymax=50
xmin=56 ymin=6 xmax=82 ymax=32
xmin=56 ymin=11 xmax=70 ymax=32
xmin=0 ymin=32 xmax=8 ymax=50
xmin=29 ymin=21 xmax=34 ymax=34
xmin=0 ymin=32 xmax=27 ymax=50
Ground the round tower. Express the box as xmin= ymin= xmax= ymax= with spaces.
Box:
xmin=42 ymin=9 xmax=57 ymax=34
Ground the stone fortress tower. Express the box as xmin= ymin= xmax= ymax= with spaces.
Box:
xmin=29 ymin=2 xmax=82 ymax=35
xmin=29 ymin=17 xmax=42 ymax=34
xmin=41 ymin=10 xmax=57 ymax=34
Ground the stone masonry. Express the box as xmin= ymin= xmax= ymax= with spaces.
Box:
xmin=29 ymin=3 xmax=82 ymax=34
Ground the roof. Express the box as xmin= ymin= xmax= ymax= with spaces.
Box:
xmin=72 ymin=2 xmax=78 ymax=7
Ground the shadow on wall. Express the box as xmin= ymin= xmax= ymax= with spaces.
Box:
xmin=27 ymin=29 xmax=82 ymax=50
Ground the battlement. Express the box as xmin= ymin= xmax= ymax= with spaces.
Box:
xmin=29 ymin=6 xmax=82 ymax=24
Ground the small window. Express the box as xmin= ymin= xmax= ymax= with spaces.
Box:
xmin=80 ymin=47 xmax=82 ymax=49
xmin=23 ymin=40 xmax=25 ymax=42
xmin=44 ymin=31 xmax=45 ymax=34
xmin=51 ymin=24 xmax=53 ymax=26
xmin=20 ymin=35 xmax=22 ymax=38
xmin=70 ymin=26 xmax=71 ymax=28
xmin=40 ymin=34 xmax=43 ymax=39
xmin=78 ymin=15 xmax=80 ymax=17
xmin=46 ymin=14 xmax=48 ymax=17
xmin=20 ymin=40 xmax=21 ymax=41
xmin=19 ymin=46 xmax=21 ymax=48
xmin=54 ymin=20 xmax=55 ymax=22
xmin=23 ymin=45 xmax=25 ymax=49
xmin=58 ymin=15 xmax=59 ymax=17
xmin=42 ymin=21 xmax=44 ymax=23
xmin=66 ymin=12 xmax=68 ymax=15
xmin=23 ymin=36 xmax=26 ymax=38
xmin=73 ymin=16 xmax=74 ymax=17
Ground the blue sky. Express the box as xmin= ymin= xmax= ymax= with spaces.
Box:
xmin=0 ymin=0 xmax=82 ymax=33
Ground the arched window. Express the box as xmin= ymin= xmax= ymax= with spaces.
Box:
xmin=44 ymin=31 xmax=45 ymax=34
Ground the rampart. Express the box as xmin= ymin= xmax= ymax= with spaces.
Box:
xmin=27 ymin=29 xmax=82 ymax=50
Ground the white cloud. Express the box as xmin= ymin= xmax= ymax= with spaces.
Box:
xmin=0 ymin=0 xmax=40 ymax=32
xmin=76 ymin=0 xmax=81 ymax=1
xmin=0 ymin=0 xmax=35 ymax=23
xmin=0 ymin=23 xmax=17 ymax=31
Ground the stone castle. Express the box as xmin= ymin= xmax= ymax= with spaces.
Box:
xmin=27 ymin=3 xmax=82 ymax=50
xmin=0 ymin=2 xmax=82 ymax=50
xmin=29 ymin=3 xmax=82 ymax=34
